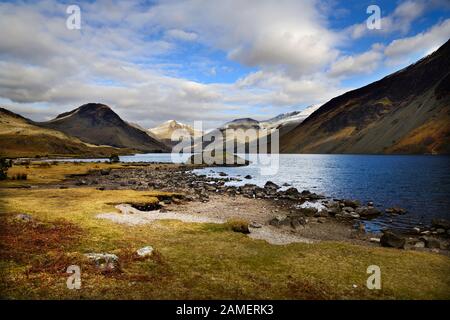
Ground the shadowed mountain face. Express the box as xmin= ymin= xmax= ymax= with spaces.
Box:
xmin=0 ymin=107 xmax=126 ymax=157
xmin=281 ymin=40 xmax=450 ymax=154
xmin=41 ymin=103 xmax=169 ymax=152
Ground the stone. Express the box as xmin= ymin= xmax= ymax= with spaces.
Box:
xmin=269 ymin=215 xmax=288 ymax=227
xmin=369 ymin=238 xmax=381 ymax=243
xmin=284 ymin=187 xmax=299 ymax=196
xmin=343 ymin=199 xmax=360 ymax=208
xmin=431 ymin=218 xmax=450 ymax=230
xmin=421 ymin=237 xmax=442 ymax=249
xmin=380 ymin=231 xmax=405 ymax=249
xmin=218 ymin=172 xmax=228 ymax=177
xmin=85 ymin=253 xmax=120 ymax=272
xmin=14 ymin=213 xmax=33 ymax=223
xmin=298 ymin=207 xmax=318 ymax=217
xmin=244 ymin=175 xmax=252 ymax=179
xmin=264 ymin=181 xmax=279 ymax=190
xmin=414 ymin=241 xmax=425 ymax=248
xmin=385 ymin=207 xmax=407 ymax=215
xmin=249 ymin=222 xmax=262 ymax=228
xmin=136 ymin=246 xmax=154 ymax=257
xmin=356 ymin=206 xmax=382 ymax=219
xmin=317 ymin=217 xmax=327 ymax=224
xmin=100 ymin=169 xmax=111 ymax=175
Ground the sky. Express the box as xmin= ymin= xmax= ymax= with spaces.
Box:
xmin=0 ymin=0 xmax=449 ymax=129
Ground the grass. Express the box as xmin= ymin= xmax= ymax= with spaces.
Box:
xmin=0 ymin=162 xmax=131 ymax=187
xmin=226 ymin=218 xmax=250 ymax=234
xmin=0 ymin=164 xmax=449 ymax=299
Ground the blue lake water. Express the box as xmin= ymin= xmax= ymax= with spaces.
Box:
xmin=52 ymin=153 xmax=450 ymax=231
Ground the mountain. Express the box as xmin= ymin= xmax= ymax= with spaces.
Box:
xmin=260 ymin=105 xmax=320 ymax=136
xmin=148 ymin=120 xmax=203 ymax=147
xmin=281 ymin=40 xmax=450 ymax=154
xmin=41 ymin=103 xmax=169 ymax=152
xmin=188 ymin=108 xmax=316 ymax=153
xmin=0 ymin=108 xmax=126 ymax=158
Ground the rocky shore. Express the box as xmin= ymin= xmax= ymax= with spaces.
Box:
xmin=52 ymin=162 xmax=450 ymax=253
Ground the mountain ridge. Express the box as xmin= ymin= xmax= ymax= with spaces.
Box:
xmin=280 ymin=40 xmax=450 ymax=154
xmin=40 ymin=103 xmax=169 ymax=153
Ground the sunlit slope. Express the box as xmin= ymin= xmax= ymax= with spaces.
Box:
xmin=280 ymin=40 xmax=450 ymax=154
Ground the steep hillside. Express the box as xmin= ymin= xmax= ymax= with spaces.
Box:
xmin=40 ymin=103 xmax=169 ymax=152
xmin=0 ymin=108 xmax=126 ymax=158
xmin=281 ymin=40 xmax=450 ymax=154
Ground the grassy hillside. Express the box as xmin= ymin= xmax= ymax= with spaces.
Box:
xmin=0 ymin=108 xmax=130 ymax=158
xmin=280 ymin=40 xmax=450 ymax=154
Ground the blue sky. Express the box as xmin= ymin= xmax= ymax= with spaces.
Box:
xmin=0 ymin=0 xmax=449 ymax=128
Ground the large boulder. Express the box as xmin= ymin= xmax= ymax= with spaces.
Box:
xmin=420 ymin=237 xmax=443 ymax=249
xmin=342 ymin=199 xmax=361 ymax=208
xmin=380 ymin=231 xmax=405 ymax=249
xmin=85 ymin=253 xmax=120 ymax=272
xmin=264 ymin=181 xmax=279 ymax=190
xmin=355 ymin=206 xmax=382 ymax=219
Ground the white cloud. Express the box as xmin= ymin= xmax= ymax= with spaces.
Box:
xmin=165 ymin=29 xmax=198 ymax=42
xmin=149 ymin=0 xmax=341 ymax=76
xmin=348 ymin=0 xmax=439 ymax=39
xmin=384 ymin=18 xmax=450 ymax=63
xmin=0 ymin=0 xmax=448 ymax=130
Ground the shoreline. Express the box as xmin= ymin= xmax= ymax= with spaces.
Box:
xmin=29 ymin=160 xmax=449 ymax=253
xmin=1 ymin=160 xmax=450 ymax=299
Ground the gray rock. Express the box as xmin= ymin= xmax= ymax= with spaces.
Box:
xmin=317 ymin=217 xmax=327 ymax=224
xmin=249 ymin=222 xmax=262 ymax=228
xmin=431 ymin=218 xmax=450 ymax=230
xmin=355 ymin=206 xmax=382 ymax=219
xmin=421 ymin=237 xmax=442 ymax=249
xmin=342 ymin=199 xmax=360 ymax=208
xmin=414 ymin=241 xmax=425 ymax=248
xmin=380 ymin=231 xmax=405 ymax=249
xmin=269 ymin=215 xmax=288 ymax=227
xmin=385 ymin=207 xmax=407 ymax=215
xmin=136 ymin=246 xmax=154 ymax=257
xmin=264 ymin=181 xmax=279 ymax=190
xmin=100 ymin=169 xmax=111 ymax=175
xmin=85 ymin=253 xmax=120 ymax=272
xmin=14 ymin=213 xmax=33 ymax=223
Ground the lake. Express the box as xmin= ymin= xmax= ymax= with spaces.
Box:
xmin=53 ymin=153 xmax=450 ymax=232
